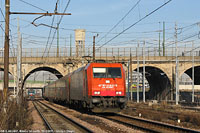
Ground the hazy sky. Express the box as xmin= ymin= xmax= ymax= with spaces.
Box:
xmin=0 ymin=0 xmax=199 ymax=81
xmin=0 ymin=0 xmax=200 ymax=50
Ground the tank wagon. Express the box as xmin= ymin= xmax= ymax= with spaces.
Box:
xmin=43 ymin=63 xmax=126 ymax=112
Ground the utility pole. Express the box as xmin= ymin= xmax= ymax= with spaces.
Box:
xmin=65 ymin=38 xmax=67 ymax=56
xmin=3 ymin=0 xmax=10 ymax=103
xmin=127 ymin=62 xmax=130 ymax=101
xmin=159 ymin=32 xmax=161 ymax=56
xmin=159 ymin=22 xmax=161 ymax=56
xmin=175 ymin=22 xmax=179 ymax=105
xmin=130 ymin=53 xmax=133 ymax=101
xmin=17 ymin=17 xmax=22 ymax=103
xmin=2 ymin=1 xmax=71 ymax=102
xmin=93 ymin=36 xmax=96 ymax=62
xmin=162 ymin=21 xmax=165 ymax=56
xmin=70 ymin=34 xmax=72 ymax=57
xmin=137 ymin=42 xmax=140 ymax=103
xmin=12 ymin=66 xmax=16 ymax=98
xmin=57 ymin=23 xmax=59 ymax=57
xmin=192 ymin=41 xmax=194 ymax=102
xmin=143 ymin=41 xmax=146 ymax=103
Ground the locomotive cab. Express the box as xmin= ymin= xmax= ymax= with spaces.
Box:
xmin=86 ymin=63 xmax=127 ymax=112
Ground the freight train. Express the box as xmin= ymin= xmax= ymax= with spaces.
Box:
xmin=43 ymin=63 xmax=127 ymax=112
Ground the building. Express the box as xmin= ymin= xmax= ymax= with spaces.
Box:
xmin=75 ymin=29 xmax=86 ymax=57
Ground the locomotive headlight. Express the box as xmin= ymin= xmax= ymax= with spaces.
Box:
xmin=94 ymin=91 xmax=100 ymax=95
xmin=116 ymin=91 xmax=122 ymax=95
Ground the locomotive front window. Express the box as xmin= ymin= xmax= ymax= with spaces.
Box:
xmin=93 ymin=67 xmax=121 ymax=78
xmin=93 ymin=68 xmax=106 ymax=78
xmin=107 ymin=68 xmax=121 ymax=78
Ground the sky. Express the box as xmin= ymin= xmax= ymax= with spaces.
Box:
xmin=0 ymin=0 xmax=200 ymax=55
xmin=0 ymin=0 xmax=199 ymax=81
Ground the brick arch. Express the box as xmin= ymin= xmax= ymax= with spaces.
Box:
xmin=131 ymin=64 xmax=172 ymax=101
xmin=179 ymin=63 xmax=199 ymax=77
xmin=22 ymin=65 xmax=66 ymax=88
xmin=180 ymin=64 xmax=200 ymax=85
xmin=0 ymin=65 xmax=14 ymax=77
xmin=132 ymin=64 xmax=172 ymax=82
xmin=25 ymin=64 xmax=67 ymax=78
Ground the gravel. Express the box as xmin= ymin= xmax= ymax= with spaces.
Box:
xmin=42 ymin=100 xmax=142 ymax=133
xmin=28 ymin=101 xmax=46 ymax=130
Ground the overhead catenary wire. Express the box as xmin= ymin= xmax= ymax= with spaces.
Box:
xmin=43 ymin=0 xmax=71 ymax=58
xmin=9 ymin=19 xmax=198 ymax=43
xmin=133 ymin=21 xmax=200 ymax=58
xmin=20 ymin=24 xmax=199 ymax=49
xmin=136 ymin=31 xmax=200 ymax=61
xmin=42 ymin=0 xmax=59 ymax=57
xmin=95 ymin=0 xmax=142 ymax=45
xmin=0 ymin=6 xmax=16 ymax=58
xmin=42 ymin=15 xmax=56 ymax=57
xmin=91 ymin=0 xmax=172 ymax=57
xmin=3 ymin=0 xmax=199 ymax=59
xmin=18 ymin=0 xmax=48 ymax=12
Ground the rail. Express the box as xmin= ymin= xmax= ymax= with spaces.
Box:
xmin=33 ymin=101 xmax=53 ymax=130
xmin=102 ymin=113 xmax=200 ymax=132
xmin=33 ymin=101 xmax=93 ymax=133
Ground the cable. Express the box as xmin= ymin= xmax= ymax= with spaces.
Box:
xmin=44 ymin=0 xmax=71 ymax=58
xmin=42 ymin=16 xmax=56 ymax=57
xmin=164 ymin=22 xmax=200 ymax=42
xmin=57 ymin=0 xmax=70 ymax=25
xmin=18 ymin=0 xmax=48 ymax=12
xmin=96 ymin=0 xmax=142 ymax=45
xmin=94 ymin=0 xmax=172 ymax=53
xmin=0 ymin=7 xmax=5 ymax=20
xmin=140 ymin=21 xmax=200 ymax=56
xmin=111 ymin=21 xmax=200 ymax=59
xmin=0 ymin=6 xmax=16 ymax=58
xmin=41 ymin=0 xmax=61 ymax=57
xmin=0 ymin=24 xmax=5 ymax=32
xmin=18 ymin=33 xmax=72 ymax=39
xmin=136 ymin=32 xmax=200 ymax=60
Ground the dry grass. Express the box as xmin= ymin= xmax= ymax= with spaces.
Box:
xmin=0 ymin=91 xmax=33 ymax=130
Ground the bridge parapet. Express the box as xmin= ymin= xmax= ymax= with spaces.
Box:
xmin=0 ymin=56 xmax=199 ymax=65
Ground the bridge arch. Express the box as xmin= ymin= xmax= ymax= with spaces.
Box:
xmin=181 ymin=65 xmax=200 ymax=85
xmin=23 ymin=65 xmax=64 ymax=88
xmin=0 ymin=67 xmax=14 ymax=76
xmin=132 ymin=65 xmax=172 ymax=101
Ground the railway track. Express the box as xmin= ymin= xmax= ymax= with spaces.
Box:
xmin=101 ymin=113 xmax=200 ymax=133
xmin=33 ymin=101 xmax=92 ymax=133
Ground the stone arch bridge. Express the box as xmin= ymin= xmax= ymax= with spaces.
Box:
xmin=0 ymin=55 xmax=199 ymax=101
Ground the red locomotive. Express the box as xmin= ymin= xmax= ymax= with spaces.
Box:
xmin=43 ymin=63 xmax=127 ymax=112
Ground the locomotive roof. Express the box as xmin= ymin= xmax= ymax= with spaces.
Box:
xmin=87 ymin=62 xmax=122 ymax=66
